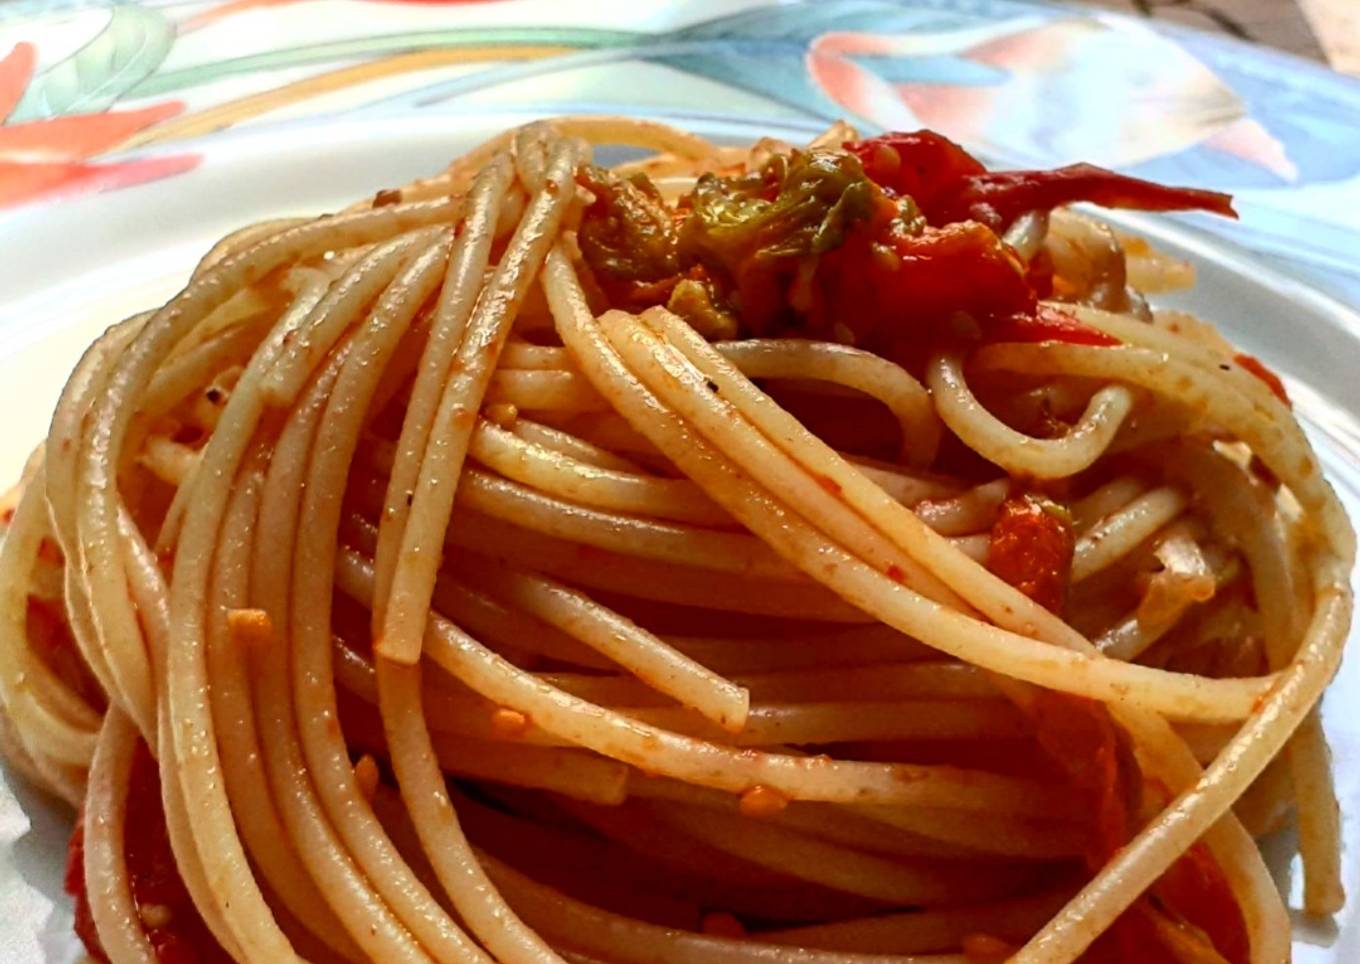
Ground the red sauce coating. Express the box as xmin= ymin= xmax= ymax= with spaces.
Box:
xmin=26 ymin=597 xmax=104 ymax=710
xmin=1152 ymin=842 xmax=1251 ymax=964
xmin=66 ymin=813 xmax=102 ymax=959
xmin=988 ymin=305 xmax=1119 ymax=348
xmin=1234 ymin=353 xmax=1290 ymax=406
xmin=66 ymin=741 xmax=230 ymax=964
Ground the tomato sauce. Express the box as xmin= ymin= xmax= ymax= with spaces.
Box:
xmin=1234 ymin=353 xmax=1290 ymax=405
xmin=986 ymin=492 xmax=1249 ymax=963
xmin=66 ymin=741 xmax=230 ymax=963
xmin=27 ymin=597 xmax=104 ymax=711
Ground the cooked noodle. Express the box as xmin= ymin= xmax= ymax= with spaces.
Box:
xmin=0 ymin=116 xmax=1351 ymax=964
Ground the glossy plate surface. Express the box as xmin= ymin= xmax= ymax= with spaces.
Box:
xmin=1 ymin=112 xmax=1358 ymax=962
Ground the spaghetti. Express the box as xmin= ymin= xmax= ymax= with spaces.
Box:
xmin=0 ymin=116 xmax=1351 ymax=964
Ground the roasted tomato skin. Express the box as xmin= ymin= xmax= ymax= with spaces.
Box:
xmin=932 ymin=162 xmax=1236 ymax=231
xmin=985 ymin=492 xmax=1075 ymax=614
xmin=848 ymin=131 xmax=1236 ymax=231
xmin=847 ymin=130 xmax=986 ymax=215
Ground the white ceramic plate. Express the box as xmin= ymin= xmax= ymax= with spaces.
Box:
xmin=1 ymin=112 xmax=1359 ymax=962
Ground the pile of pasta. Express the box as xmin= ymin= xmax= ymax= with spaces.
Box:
xmin=0 ymin=117 xmax=1352 ymax=964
